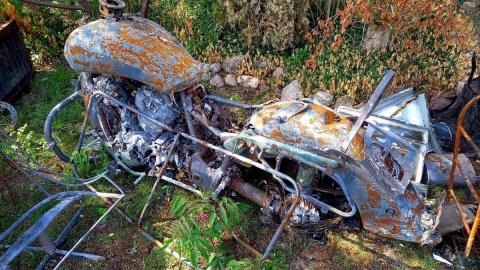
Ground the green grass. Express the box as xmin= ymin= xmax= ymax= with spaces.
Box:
xmin=144 ymin=247 xmax=168 ymax=270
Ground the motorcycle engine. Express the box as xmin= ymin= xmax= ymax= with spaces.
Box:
xmin=82 ymin=73 xmax=182 ymax=170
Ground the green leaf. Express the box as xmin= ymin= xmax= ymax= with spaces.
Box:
xmin=180 ymin=217 xmax=191 ymax=237
xmin=198 ymin=236 xmax=214 ymax=251
xmin=214 ymin=220 xmax=223 ymax=235
xmin=176 ymin=201 xmax=189 ymax=217
xmin=190 ymin=249 xmax=198 ymax=269
xmin=226 ymin=260 xmax=239 ymax=267
xmin=219 ymin=206 xmax=231 ymax=232
xmin=208 ymin=212 xmax=217 ymax=228
xmin=207 ymin=258 xmax=217 ymax=270
xmin=202 ymin=229 xmax=218 ymax=238
xmin=190 ymin=204 xmax=204 ymax=214
xmin=237 ymin=202 xmax=252 ymax=211
xmin=226 ymin=203 xmax=239 ymax=226
xmin=202 ymin=204 xmax=215 ymax=212
xmin=162 ymin=238 xmax=173 ymax=250
xmin=208 ymin=252 xmax=216 ymax=264
xmin=171 ymin=196 xmax=182 ymax=215
xmin=197 ymin=243 xmax=208 ymax=259
xmin=216 ymin=244 xmax=227 ymax=253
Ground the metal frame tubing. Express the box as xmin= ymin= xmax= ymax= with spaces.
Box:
xmin=78 ymin=91 xmax=302 ymax=260
xmin=447 ymin=94 xmax=480 ymax=258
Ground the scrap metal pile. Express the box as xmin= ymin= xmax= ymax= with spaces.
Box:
xmin=1 ymin=0 xmax=479 ymax=268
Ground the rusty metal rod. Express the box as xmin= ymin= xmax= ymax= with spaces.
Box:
xmin=342 ymin=70 xmax=394 ymax=152
xmin=455 ymin=159 xmax=480 ymax=203
xmin=0 ymin=245 xmax=105 ymax=261
xmin=160 ymin=175 xmax=203 ymax=196
xmin=138 ymin=134 xmax=180 ymax=225
xmin=204 ymin=94 xmax=263 ymax=112
xmin=465 ymin=206 xmax=480 ymax=257
xmin=180 ymin=91 xmax=198 ymax=148
xmin=448 ymin=189 xmax=471 ymax=234
xmin=228 ymin=176 xmax=272 ymax=207
xmin=0 ymin=147 xmax=49 ymax=196
xmin=458 ymin=126 xmax=480 ymax=156
xmin=189 ymin=109 xmax=238 ymax=141
xmin=232 ymin=233 xmax=263 ymax=258
xmin=447 ymin=94 xmax=480 ymax=197
xmin=446 ymin=94 xmax=480 ymax=258
xmin=53 ymin=194 xmax=124 ymax=270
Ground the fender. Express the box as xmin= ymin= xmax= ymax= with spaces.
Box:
xmin=64 ymin=16 xmax=202 ymax=93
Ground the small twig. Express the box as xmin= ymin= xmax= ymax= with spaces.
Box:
xmin=19 ymin=0 xmax=85 ymax=11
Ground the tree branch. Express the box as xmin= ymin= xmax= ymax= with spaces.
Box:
xmin=19 ymin=0 xmax=86 ymax=11
xmin=78 ymin=0 xmax=95 ymax=16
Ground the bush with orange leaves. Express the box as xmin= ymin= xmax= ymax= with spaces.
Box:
xmin=298 ymin=0 xmax=479 ymax=102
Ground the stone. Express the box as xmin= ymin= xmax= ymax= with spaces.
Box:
xmin=209 ymin=63 xmax=222 ymax=73
xmin=260 ymin=85 xmax=270 ymax=92
xmin=334 ymin=97 xmax=353 ymax=111
xmin=281 ymin=80 xmax=303 ymax=101
xmin=209 ymin=74 xmax=224 ymax=88
xmin=272 ymin=67 xmax=284 ymax=78
xmin=224 ymin=74 xmax=237 ymax=87
xmin=273 ymin=87 xmax=281 ymax=94
xmin=253 ymin=60 xmax=267 ymax=69
xmin=363 ymin=25 xmax=390 ymax=50
xmin=429 ymin=91 xmax=456 ymax=111
xmin=313 ymin=91 xmax=334 ymax=107
xmin=222 ymin=55 xmax=245 ymax=73
xmin=237 ymin=75 xmax=260 ymax=89
xmin=202 ymin=63 xmax=211 ymax=81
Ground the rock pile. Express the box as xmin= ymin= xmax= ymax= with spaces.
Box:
xmin=202 ymin=54 xmax=353 ymax=109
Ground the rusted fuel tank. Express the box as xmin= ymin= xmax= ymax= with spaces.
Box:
xmin=64 ymin=16 xmax=202 ymax=93
xmin=249 ymin=101 xmax=365 ymax=161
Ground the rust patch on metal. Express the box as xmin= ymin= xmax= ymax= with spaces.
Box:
xmin=64 ymin=17 xmax=201 ymax=93
xmin=250 ymin=101 xmax=365 ymax=161
xmin=367 ymin=187 xmax=381 ymax=207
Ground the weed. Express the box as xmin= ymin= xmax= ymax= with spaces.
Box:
xmin=144 ymin=247 xmax=168 ymax=270
xmin=229 ymin=93 xmax=243 ymax=103
xmin=71 ymin=147 xmax=108 ymax=178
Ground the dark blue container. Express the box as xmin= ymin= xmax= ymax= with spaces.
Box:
xmin=0 ymin=20 xmax=34 ymax=101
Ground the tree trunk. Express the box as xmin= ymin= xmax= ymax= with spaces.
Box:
xmin=141 ymin=0 xmax=151 ymax=18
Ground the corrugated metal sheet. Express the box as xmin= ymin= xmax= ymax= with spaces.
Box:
xmin=0 ymin=20 xmax=33 ymax=101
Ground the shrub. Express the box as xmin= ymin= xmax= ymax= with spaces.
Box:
xmin=1 ymin=0 xmax=89 ymax=61
xmin=222 ymin=0 xmax=309 ymax=51
xmin=299 ymin=0 xmax=479 ymax=102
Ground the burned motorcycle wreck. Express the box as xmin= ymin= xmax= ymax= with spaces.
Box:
xmin=45 ymin=0 xmax=478 ymax=259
